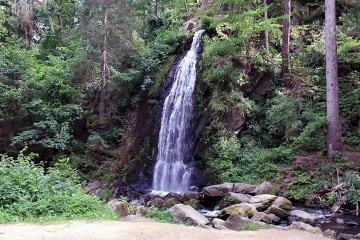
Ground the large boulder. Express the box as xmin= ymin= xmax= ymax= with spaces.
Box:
xmin=228 ymin=192 xmax=250 ymax=203
xmin=251 ymin=212 xmax=272 ymax=224
xmin=251 ymin=182 xmax=278 ymax=195
xmin=108 ymin=199 xmax=130 ymax=217
xmin=212 ymin=218 xmax=227 ymax=230
xmin=224 ymin=212 xmax=247 ymax=230
xmin=169 ymin=204 xmax=210 ymax=226
xmin=202 ymin=183 xmax=234 ymax=196
xmin=289 ymin=210 xmax=316 ymax=223
xmin=220 ymin=203 xmax=258 ymax=218
xmin=265 ymin=206 xmax=289 ymax=219
xmin=249 ymin=194 xmax=277 ymax=211
xmin=85 ymin=181 xmax=103 ymax=200
xmin=271 ymin=197 xmax=292 ymax=210
xmin=233 ymin=183 xmax=257 ymax=194
xmin=180 ymin=191 xmax=200 ymax=201
xmin=289 ymin=222 xmax=322 ymax=234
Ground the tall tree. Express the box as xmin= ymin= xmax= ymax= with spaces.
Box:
xmin=263 ymin=0 xmax=269 ymax=50
xmin=281 ymin=0 xmax=291 ymax=74
xmin=99 ymin=0 xmax=108 ymax=124
xmin=325 ymin=0 xmax=343 ymax=156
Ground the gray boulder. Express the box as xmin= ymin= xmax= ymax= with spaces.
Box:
xmin=202 ymin=183 xmax=233 ymax=196
xmin=266 ymin=206 xmax=289 ymax=219
xmin=85 ymin=181 xmax=103 ymax=200
xmin=289 ymin=221 xmax=322 ymax=234
xmin=251 ymin=212 xmax=272 ymax=224
xmin=336 ymin=233 xmax=354 ymax=240
xmin=323 ymin=229 xmax=336 ymax=239
xmin=249 ymin=194 xmax=277 ymax=211
xmin=180 ymin=191 xmax=200 ymax=201
xmin=169 ymin=204 xmax=210 ymax=226
xmin=289 ymin=210 xmax=316 ymax=223
xmin=233 ymin=183 xmax=256 ymax=194
xmin=212 ymin=218 xmax=227 ymax=230
xmin=272 ymin=197 xmax=292 ymax=210
xmin=228 ymin=192 xmax=250 ymax=203
xmin=251 ymin=182 xmax=278 ymax=195
xmin=224 ymin=213 xmax=246 ymax=230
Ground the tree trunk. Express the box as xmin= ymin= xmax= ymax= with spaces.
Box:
xmin=154 ymin=0 xmax=158 ymax=16
xmin=99 ymin=0 xmax=108 ymax=124
xmin=281 ymin=0 xmax=291 ymax=74
xmin=56 ymin=0 xmax=65 ymax=46
xmin=325 ymin=0 xmax=343 ymax=156
xmin=264 ymin=0 xmax=269 ymax=50
xmin=200 ymin=0 xmax=208 ymax=10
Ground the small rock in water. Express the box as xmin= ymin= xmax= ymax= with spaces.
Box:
xmin=336 ymin=218 xmax=345 ymax=224
xmin=346 ymin=221 xmax=359 ymax=227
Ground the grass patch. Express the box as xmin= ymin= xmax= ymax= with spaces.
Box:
xmin=241 ymin=222 xmax=269 ymax=231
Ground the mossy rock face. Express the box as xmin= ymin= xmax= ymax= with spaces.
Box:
xmin=183 ymin=199 xmax=200 ymax=210
xmin=252 ymin=182 xmax=279 ymax=195
xmin=272 ymin=197 xmax=292 ymax=211
xmin=219 ymin=203 xmax=258 ymax=219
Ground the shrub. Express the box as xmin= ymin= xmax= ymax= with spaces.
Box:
xmin=0 ymin=150 xmax=119 ymax=222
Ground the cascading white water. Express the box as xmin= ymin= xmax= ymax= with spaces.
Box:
xmin=152 ymin=30 xmax=205 ymax=193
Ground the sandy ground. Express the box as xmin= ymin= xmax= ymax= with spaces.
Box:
xmin=0 ymin=219 xmax=331 ymax=240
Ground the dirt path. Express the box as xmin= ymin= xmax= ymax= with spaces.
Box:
xmin=0 ymin=219 xmax=331 ymax=240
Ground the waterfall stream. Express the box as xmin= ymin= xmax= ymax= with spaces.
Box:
xmin=152 ymin=30 xmax=205 ymax=193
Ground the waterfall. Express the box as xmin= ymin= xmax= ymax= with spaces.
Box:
xmin=152 ymin=30 xmax=205 ymax=193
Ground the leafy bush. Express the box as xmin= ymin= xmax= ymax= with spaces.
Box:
xmin=0 ymin=150 xmax=119 ymax=222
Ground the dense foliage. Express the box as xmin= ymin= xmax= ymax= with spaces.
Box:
xmin=0 ymin=150 xmax=119 ymax=222
xmin=0 ymin=0 xmax=359 ymax=213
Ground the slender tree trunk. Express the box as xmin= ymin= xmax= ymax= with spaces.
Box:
xmin=99 ymin=0 xmax=108 ymax=124
xmin=281 ymin=0 xmax=291 ymax=74
xmin=56 ymin=0 xmax=65 ymax=46
xmin=200 ymin=0 xmax=208 ymax=10
xmin=325 ymin=0 xmax=343 ymax=156
xmin=183 ymin=0 xmax=189 ymax=14
xmin=154 ymin=0 xmax=158 ymax=16
xmin=264 ymin=0 xmax=269 ymax=50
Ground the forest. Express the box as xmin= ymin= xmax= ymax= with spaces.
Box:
xmin=0 ymin=0 xmax=359 ymax=222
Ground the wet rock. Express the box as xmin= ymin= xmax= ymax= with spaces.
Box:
xmin=346 ymin=221 xmax=359 ymax=227
xmin=251 ymin=182 xmax=278 ymax=195
xmin=265 ymin=206 xmax=289 ymax=219
xmin=267 ymin=213 xmax=281 ymax=223
xmin=337 ymin=233 xmax=355 ymax=240
xmin=272 ymin=197 xmax=292 ymax=210
xmin=251 ymin=212 xmax=272 ymax=224
xmin=336 ymin=218 xmax=345 ymax=224
xmin=323 ymin=229 xmax=336 ymax=239
xmin=169 ymin=204 xmax=210 ymax=226
xmin=202 ymin=183 xmax=233 ymax=196
xmin=233 ymin=183 xmax=257 ymax=194
xmin=289 ymin=210 xmax=316 ymax=223
xmin=289 ymin=221 xmax=322 ymax=234
xmin=249 ymin=194 xmax=277 ymax=211
xmin=224 ymin=212 xmax=246 ymax=230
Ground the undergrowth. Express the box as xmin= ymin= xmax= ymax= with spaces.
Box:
xmin=0 ymin=149 xmax=120 ymax=223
